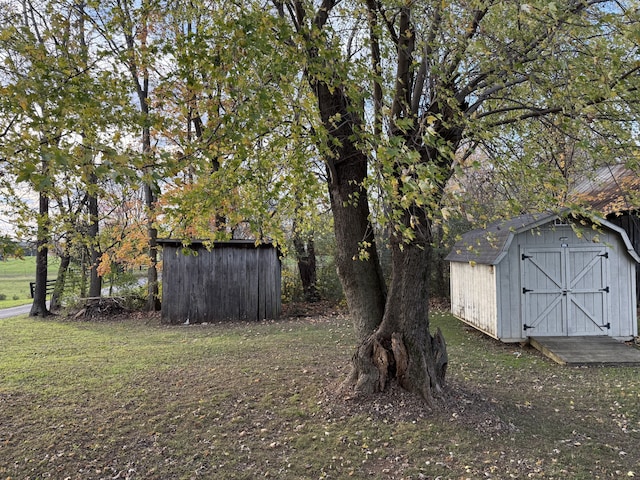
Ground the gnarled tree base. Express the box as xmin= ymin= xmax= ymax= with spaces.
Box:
xmin=341 ymin=327 xmax=448 ymax=405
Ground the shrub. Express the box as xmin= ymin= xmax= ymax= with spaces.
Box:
xmin=280 ymin=255 xmax=344 ymax=304
xmin=281 ymin=262 xmax=303 ymax=303
xmin=315 ymin=255 xmax=343 ymax=301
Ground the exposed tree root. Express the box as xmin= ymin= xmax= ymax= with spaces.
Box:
xmin=339 ymin=329 xmax=448 ymax=406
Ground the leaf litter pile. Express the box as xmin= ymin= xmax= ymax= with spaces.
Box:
xmin=0 ymin=303 xmax=639 ymax=479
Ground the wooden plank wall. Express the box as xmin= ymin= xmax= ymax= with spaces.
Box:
xmin=161 ymin=242 xmax=281 ymax=324
xmin=449 ymin=262 xmax=499 ymax=338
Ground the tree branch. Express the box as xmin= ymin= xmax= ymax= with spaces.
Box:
xmin=457 ymin=0 xmax=608 ymax=108
xmin=411 ymin=2 xmax=442 ymax=113
xmin=313 ymin=0 xmax=339 ymax=30
xmin=375 ymin=0 xmax=398 ymax=45
xmin=366 ymin=0 xmax=383 ymax=136
xmin=466 ymin=75 xmax=531 ymax=116
xmin=391 ymin=6 xmax=413 ymax=120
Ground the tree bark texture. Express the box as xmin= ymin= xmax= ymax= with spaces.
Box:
xmin=50 ymin=252 xmax=71 ymax=310
xmin=144 ymin=182 xmax=161 ymax=311
xmin=299 ymin=0 xmax=450 ymax=402
xmin=123 ymin=0 xmax=160 ymax=312
xmin=30 ymin=190 xmax=50 ymax=317
xmin=315 ymin=86 xmax=449 ymax=402
xmin=354 ymin=239 xmax=448 ymax=402
xmin=316 ymin=83 xmax=387 ymax=340
xmin=87 ymin=178 xmax=102 ymax=298
xmin=293 ymin=234 xmax=319 ymax=302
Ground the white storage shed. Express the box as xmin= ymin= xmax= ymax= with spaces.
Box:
xmin=446 ymin=213 xmax=639 ymax=342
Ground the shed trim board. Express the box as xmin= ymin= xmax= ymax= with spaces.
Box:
xmin=446 ymin=213 xmax=639 ymax=343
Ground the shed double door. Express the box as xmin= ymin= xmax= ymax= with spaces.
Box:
xmin=520 ymin=245 xmax=610 ymax=336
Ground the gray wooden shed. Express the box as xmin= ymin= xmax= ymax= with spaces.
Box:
xmin=159 ymin=239 xmax=281 ymax=324
xmin=445 ymin=213 xmax=639 ymax=342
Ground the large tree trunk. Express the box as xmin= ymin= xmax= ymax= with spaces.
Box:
xmin=79 ymin=248 xmax=88 ymax=298
xmin=119 ymin=0 xmax=160 ymax=312
xmin=141 ymin=17 xmax=160 ymax=312
xmin=286 ymin=0 xmax=386 ymax=340
xmin=87 ymin=175 xmax=102 ymax=298
xmin=312 ymin=69 xmax=448 ymax=402
xmin=316 ymin=84 xmax=387 ymax=340
xmin=349 ymin=226 xmax=448 ymax=403
xmin=30 ymin=190 xmax=50 ymax=317
xmin=50 ymin=252 xmax=71 ymax=310
xmin=293 ymin=233 xmax=319 ymax=302
xmin=145 ymin=181 xmax=161 ymax=311
xmin=295 ymin=0 xmax=450 ymax=402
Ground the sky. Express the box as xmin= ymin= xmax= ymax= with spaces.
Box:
xmin=0 ymin=216 xmax=14 ymax=235
xmin=0 ymin=184 xmax=37 ymax=238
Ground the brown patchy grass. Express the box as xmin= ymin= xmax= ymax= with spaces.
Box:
xmin=0 ymin=304 xmax=639 ymax=479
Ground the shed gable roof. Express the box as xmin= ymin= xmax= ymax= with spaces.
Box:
xmin=445 ymin=212 xmax=640 ymax=265
xmin=445 ymin=213 xmax=553 ymax=265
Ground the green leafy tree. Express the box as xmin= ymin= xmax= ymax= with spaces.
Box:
xmin=1 ymin=1 xmax=86 ymax=314
xmin=0 ymin=235 xmax=23 ymax=260
xmin=154 ymin=2 xmax=324 ymax=247
xmin=271 ymin=0 xmax=640 ymax=402
xmin=87 ymin=0 xmax=168 ymax=310
xmin=0 ymin=0 xmax=135 ymax=314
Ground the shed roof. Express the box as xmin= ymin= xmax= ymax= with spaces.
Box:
xmin=158 ymin=239 xmax=275 ymax=249
xmin=571 ymin=165 xmax=640 ymax=215
xmin=445 ymin=212 xmax=640 ymax=265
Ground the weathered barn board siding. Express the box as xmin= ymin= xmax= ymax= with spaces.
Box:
xmin=159 ymin=240 xmax=281 ymax=324
xmin=447 ymin=214 xmax=639 ymax=342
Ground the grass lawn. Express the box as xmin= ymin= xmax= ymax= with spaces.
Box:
xmin=0 ymin=257 xmax=60 ymax=308
xmin=0 ymin=307 xmax=639 ymax=479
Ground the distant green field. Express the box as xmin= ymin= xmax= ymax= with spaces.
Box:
xmin=0 ymin=256 xmax=60 ymax=308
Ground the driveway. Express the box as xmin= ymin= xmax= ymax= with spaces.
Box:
xmin=0 ymin=304 xmax=32 ymax=319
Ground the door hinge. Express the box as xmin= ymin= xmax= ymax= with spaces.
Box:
xmin=598 ymin=252 xmax=609 ymax=259
xmin=522 ymin=253 xmax=533 ymax=260
xmin=599 ymin=322 xmax=611 ymax=329
xmin=600 ymin=286 xmax=610 ymax=293
xmin=523 ymin=324 xmax=534 ymax=331
xmin=522 ymin=287 xmax=533 ymax=294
